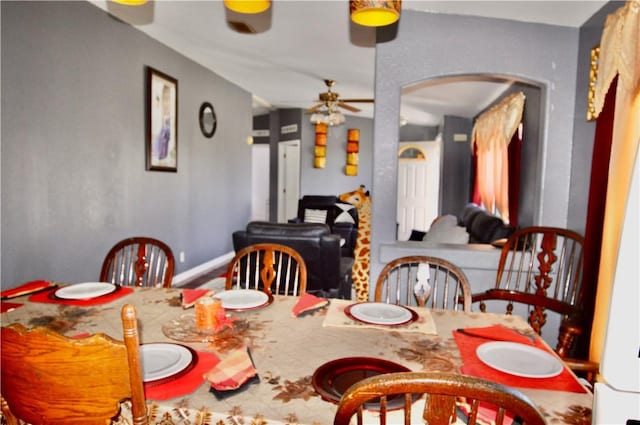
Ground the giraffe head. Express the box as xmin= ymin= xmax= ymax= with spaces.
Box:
xmin=338 ymin=185 xmax=370 ymax=209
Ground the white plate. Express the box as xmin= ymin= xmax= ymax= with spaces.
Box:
xmin=349 ymin=302 xmax=413 ymax=325
xmin=214 ymin=289 xmax=269 ymax=310
xmin=140 ymin=343 xmax=193 ymax=382
xmin=54 ymin=282 xmax=116 ymax=300
xmin=476 ymin=341 xmax=563 ymax=378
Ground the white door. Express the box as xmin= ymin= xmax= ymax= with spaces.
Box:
xmin=251 ymin=144 xmax=270 ymax=221
xmin=277 ymin=140 xmax=300 ymax=222
xmin=397 ymin=140 xmax=442 ymax=241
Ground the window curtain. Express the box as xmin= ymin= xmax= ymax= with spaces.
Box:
xmin=589 ymin=0 xmax=640 ymax=364
xmin=471 ymin=92 xmax=525 ymax=224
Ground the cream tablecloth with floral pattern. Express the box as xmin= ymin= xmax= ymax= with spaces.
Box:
xmin=0 ymin=287 xmax=592 ymax=425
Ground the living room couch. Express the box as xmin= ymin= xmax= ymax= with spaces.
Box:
xmin=232 ymin=221 xmax=353 ymax=299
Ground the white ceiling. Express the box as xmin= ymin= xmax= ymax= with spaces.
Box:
xmin=90 ymin=0 xmax=606 ymax=126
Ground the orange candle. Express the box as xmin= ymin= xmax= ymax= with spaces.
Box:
xmin=195 ymin=297 xmax=219 ymax=331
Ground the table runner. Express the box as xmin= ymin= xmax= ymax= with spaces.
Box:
xmin=454 ymin=325 xmax=586 ymax=393
xmin=322 ymin=298 xmax=437 ymax=334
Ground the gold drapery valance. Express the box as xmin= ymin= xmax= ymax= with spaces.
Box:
xmin=471 ymin=92 xmax=525 ymax=153
xmin=593 ymin=0 xmax=639 ymax=117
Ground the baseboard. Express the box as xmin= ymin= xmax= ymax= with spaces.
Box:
xmin=172 ymin=251 xmax=235 ymax=286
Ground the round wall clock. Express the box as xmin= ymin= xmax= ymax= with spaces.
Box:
xmin=199 ymin=102 xmax=217 ymax=138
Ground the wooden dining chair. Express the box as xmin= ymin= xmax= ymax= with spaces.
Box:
xmin=333 ymin=371 xmax=546 ymax=425
xmin=471 ymin=226 xmax=585 ymax=358
xmin=0 ymin=304 xmax=147 ymax=425
xmin=225 ymin=243 xmax=307 ymax=296
xmin=100 ymin=236 xmax=175 ymax=288
xmin=375 ymin=256 xmax=472 ymax=312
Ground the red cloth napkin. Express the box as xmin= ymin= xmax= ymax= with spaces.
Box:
xmin=28 ymin=286 xmax=134 ymax=306
xmin=454 ymin=325 xmax=586 ymax=393
xmin=1 ymin=301 xmax=24 ymax=313
xmin=144 ymin=351 xmax=219 ymax=401
xmin=291 ymin=292 xmax=329 ymax=317
xmin=1 ymin=280 xmax=56 ymax=299
xmin=203 ymin=346 xmax=258 ymax=391
xmin=181 ymin=288 xmax=215 ymax=309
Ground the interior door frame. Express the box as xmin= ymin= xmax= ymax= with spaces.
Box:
xmin=277 ymin=140 xmax=301 ymax=223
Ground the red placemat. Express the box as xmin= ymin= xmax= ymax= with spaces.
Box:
xmin=1 ymin=301 xmax=24 ymax=313
xmin=454 ymin=325 xmax=586 ymax=393
xmin=1 ymin=280 xmax=56 ymax=299
xmin=28 ymin=286 xmax=134 ymax=306
xmin=145 ymin=350 xmax=219 ymax=401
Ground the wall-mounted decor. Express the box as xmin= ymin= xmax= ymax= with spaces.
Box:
xmin=314 ymin=123 xmax=327 ymax=168
xmin=199 ymin=102 xmax=217 ymax=138
xmin=146 ymin=67 xmax=178 ymax=172
xmin=345 ymin=128 xmax=359 ymax=176
xmin=587 ymin=45 xmax=599 ymax=122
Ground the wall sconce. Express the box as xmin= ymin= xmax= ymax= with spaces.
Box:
xmin=224 ymin=0 xmax=271 ymax=14
xmin=345 ymin=128 xmax=359 ymax=176
xmin=314 ymin=123 xmax=327 ymax=169
xmin=350 ymin=0 xmax=401 ymax=27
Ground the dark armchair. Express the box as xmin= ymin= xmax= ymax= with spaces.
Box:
xmin=233 ymin=221 xmax=353 ymax=299
xmin=289 ymin=195 xmax=358 ymax=258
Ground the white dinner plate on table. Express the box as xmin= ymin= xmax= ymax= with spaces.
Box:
xmin=347 ymin=302 xmax=414 ymax=326
xmin=476 ymin=341 xmax=563 ymax=378
xmin=140 ymin=343 xmax=195 ymax=383
xmin=54 ymin=282 xmax=117 ymax=300
xmin=214 ymin=289 xmax=270 ymax=310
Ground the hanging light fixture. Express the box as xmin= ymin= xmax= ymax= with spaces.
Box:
xmin=224 ymin=0 xmax=271 ymax=14
xmin=111 ymin=0 xmax=148 ymax=5
xmin=309 ymin=103 xmax=346 ymax=127
xmin=350 ymin=0 xmax=401 ymax=27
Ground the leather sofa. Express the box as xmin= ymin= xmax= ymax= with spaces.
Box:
xmin=458 ymin=203 xmax=515 ymax=244
xmin=289 ymin=195 xmax=358 ymax=258
xmin=232 ymin=221 xmax=353 ymax=299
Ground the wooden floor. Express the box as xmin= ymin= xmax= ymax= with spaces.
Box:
xmin=179 ymin=264 xmax=228 ymax=289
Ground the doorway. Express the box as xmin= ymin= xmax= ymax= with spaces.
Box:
xmin=277 ymin=140 xmax=301 ymax=222
xmin=397 ymin=140 xmax=442 ymax=240
xmin=251 ymin=144 xmax=270 ymax=221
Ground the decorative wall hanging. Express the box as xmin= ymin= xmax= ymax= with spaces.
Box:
xmin=345 ymin=128 xmax=359 ymax=176
xmin=146 ymin=67 xmax=178 ymax=172
xmin=314 ymin=123 xmax=327 ymax=168
xmin=199 ymin=102 xmax=217 ymax=138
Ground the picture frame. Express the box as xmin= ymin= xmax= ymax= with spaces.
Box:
xmin=146 ymin=67 xmax=178 ymax=171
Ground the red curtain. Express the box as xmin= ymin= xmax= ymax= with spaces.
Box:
xmin=507 ymin=128 xmax=522 ymax=227
xmin=576 ymin=77 xmax=617 ymax=358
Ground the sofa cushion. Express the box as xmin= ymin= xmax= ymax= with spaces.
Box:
xmin=460 ymin=204 xmax=515 ymax=244
xmin=303 ymin=209 xmax=328 ymax=224
xmin=423 ymin=215 xmax=469 ymax=244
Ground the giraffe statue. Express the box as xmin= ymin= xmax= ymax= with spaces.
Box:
xmin=339 ymin=185 xmax=371 ymax=302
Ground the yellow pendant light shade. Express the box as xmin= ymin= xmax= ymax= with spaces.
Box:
xmin=224 ymin=0 xmax=271 ymax=14
xmin=111 ymin=0 xmax=148 ymax=5
xmin=350 ymin=0 xmax=401 ymax=27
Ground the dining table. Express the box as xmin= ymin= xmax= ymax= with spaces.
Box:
xmin=0 ymin=283 xmax=593 ymax=425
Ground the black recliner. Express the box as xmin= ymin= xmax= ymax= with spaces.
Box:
xmin=232 ymin=221 xmax=353 ymax=299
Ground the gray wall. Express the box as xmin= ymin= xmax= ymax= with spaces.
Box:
xmin=300 ymin=115 xmax=374 ymax=197
xmin=440 ymin=115 xmax=473 ymax=217
xmin=1 ymin=1 xmax=253 ymax=288
xmin=371 ymin=10 xmax=582 ymax=282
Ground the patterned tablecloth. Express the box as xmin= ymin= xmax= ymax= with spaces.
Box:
xmin=0 ymin=286 xmax=592 ymax=425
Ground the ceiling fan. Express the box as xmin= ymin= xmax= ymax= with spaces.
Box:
xmin=305 ymin=79 xmax=374 ymax=114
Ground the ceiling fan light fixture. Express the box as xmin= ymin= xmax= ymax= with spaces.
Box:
xmin=224 ymin=0 xmax=271 ymax=14
xmin=350 ymin=0 xmax=401 ymax=27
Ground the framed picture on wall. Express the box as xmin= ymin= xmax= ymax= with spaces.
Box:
xmin=146 ymin=67 xmax=178 ymax=172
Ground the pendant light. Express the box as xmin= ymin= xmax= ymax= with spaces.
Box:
xmin=111 ymin=0 xmax=148 ymax=5
xmin=224 ymin=0 xmax=271 ymax=14
xmin=350 ymin=0 xmax=401 ymax=27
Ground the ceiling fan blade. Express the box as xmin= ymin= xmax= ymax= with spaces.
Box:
xmin=305 ymin=103 xmax=323 ymax=114
xmin=340 ymin=98 xmax=375 ymax=103
xmin=338 ymin=102 xmax=361 ymax=113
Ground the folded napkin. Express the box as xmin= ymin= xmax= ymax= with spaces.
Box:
xmin=1 ymin=280 xmax=56 ymax=299
xmin=1 ymin=301 xmax=23 ymax=313
xmin=145 ymin=350 xmax=219 ymax=401
xmin=181 ymin=288 xmax=215 ymax=309
xmin=292 ymin=292 xmax=329 ymax=317
xmin=204 ymin=346 xmax=259 ymax=398
xmin=454 ymin=325 xmax=586 ymax=393
xmin=28 ymin=286 xmax=134 ymax=306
